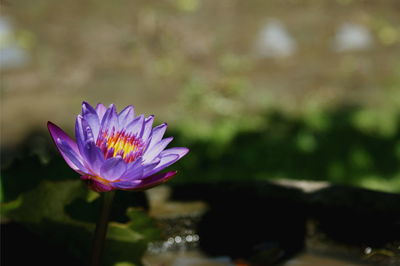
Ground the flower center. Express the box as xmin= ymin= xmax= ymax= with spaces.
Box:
xmin=96 ymin=128 xmax=144 ymax=163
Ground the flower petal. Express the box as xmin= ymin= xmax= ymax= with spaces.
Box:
xmin=146 ymin=147 xmax=189 ymax=175
xmin=118 ymin=105 xmax=135 ymax=128
xmin=75 ymin=116 xmax=105 ymax=174
xmin=144 ymin=154 xmax=178 ymax=177
xmin=145 ymin=123 xmax=167 ymax=152
xmin=142 ymin=157 xmax=161 ymax=176
xmin=81 ymin=101 xmax=100 ymax=139
xmin=47 ymin=122 xmax=88 ymax=173
xmin=125 ymin=114 xmax=144 ymax=136
xmin=100 ymin=104 xmax=119 ymax=134
xmin=112 ymin=180 xmax=142 ymax=190
xmin=116 ymin=171 xmax=177 ymax=191
xmin=160 ymin=147 xmax=190 ymax=158
xmin=137 ymin=171 xmax=177 ymax=190
xmin=57 ymin=138 xmax=89 ymax=174
xmin=95 ymin=103 xmax=107 ymax=120
xmin=121 ymin=160 xmax=144 ymax=180
xmin=141 ymin=115 xmax=154 ymax=141
xmin=142 ymin=137 xmax=173 ymax=163
xmin=100 ymin=157 xmax=127 ymax=181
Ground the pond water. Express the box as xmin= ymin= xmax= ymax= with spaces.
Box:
xmin=142 ymin=184 xmax=400 ymax=265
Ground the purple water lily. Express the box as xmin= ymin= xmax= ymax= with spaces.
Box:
xmin=48 ymin=102 xmax=189 ymax=192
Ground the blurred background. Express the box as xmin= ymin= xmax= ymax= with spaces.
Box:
xmin=1 ymin=0 xmax=400 ymax=265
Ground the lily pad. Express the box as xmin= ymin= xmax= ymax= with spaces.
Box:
xmin=1 ymin=155 xmax=161 ymax=266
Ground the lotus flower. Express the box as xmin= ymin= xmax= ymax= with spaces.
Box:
xmin=48 ymin=102 xmax=189 ymax=192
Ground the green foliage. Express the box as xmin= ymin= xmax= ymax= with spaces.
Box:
xmin=170 ymin=107 xmax=400 ymax=193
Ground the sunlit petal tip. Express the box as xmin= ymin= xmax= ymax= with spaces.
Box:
xmin=100 ymin=104 xmax=119 ymax=133
xmin=142 ymin=136 xmax=174 ymax=163
xmin=118 ymin=104 xmax=134 ymax=114
xmin=161 ymin=147 xmax=190 ymax=158
xmin=118 ymin=105 xmax=135 ymax=127
xmin=182 ymin=147 xmax=190 ymax=155
xmin=147 ymin=123 xmax=168 ymax=149
xmin=145 ymin=115 xmax=155 ymax=122
xmin=95 ymin=103 xmax=107 ymax=120
xmin=81 ymin=102 xmax=96 ymax=117
xmin=47 ymin=121 xmax=63 ymax=134
xmin=95 ymin=103 xmax=106 ymax=109
xmin=141 ymin=115 xmax=156 ymax=141
xmin=82 ymin=101 xmax=93 ymax=108
xmin=125 ymin=114 xmax=145 ymax=136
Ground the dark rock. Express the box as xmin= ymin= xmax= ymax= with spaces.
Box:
xmin=169 ymin=180 xmax=400 ymax=264
xmin=308 ymin=185 xmax=400 ymax=246
xmin=171 ymin=181 xmax=307 ymax=264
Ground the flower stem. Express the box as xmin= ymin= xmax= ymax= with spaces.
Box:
xmin=90 ymin=191 xmax=115 ymax=266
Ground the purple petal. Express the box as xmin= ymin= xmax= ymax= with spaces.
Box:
xmin=160 ymin=147 xmax=190 ymax=158
xmin=146 ymin=147 xmax=189 ymax=175
xmin=125 ymin=157 xmax=143 ymax=170
xmin=81 ymin=175 xmax=114 ymax=192
xmin=116 ymin=171 xmax=177 ymax=191
xmin=100 ymin=104 xmax=119 ymax=134
xmin=112 ymin=180 xmax=142 ymax=190
xmin=57 ymin=138 xmax=89 ymax=174
xmin=75 ymin=116 xmax=105 ymax=174
xmin=142 ymin=157 xmax=161 ymax=176
xmin=145 ymin=123 xmax=167 ymax=152
xmin=75 ymin=115 xmax=86 ymax=154
xmin=95 ymin=103 xmax=107 ymax=120
xmin=75 ymin=115 xmax=97 ymax=146
xmin=100 ymin=157 xmax=127 ymax=181
xmin=47 ymin=122 xmax=87 ymax=173
xmin=125 ymin=114 xmax=144 ymax=136
xmin=81 ymin=102 xmax=100 ymax=139
xmin=121 ymin=160 xmax=144 ymax=180
xmin=142 ymin=137 xmax=173 ymax=163
xmin=141 ymin=115 xmax=154 ymax=141
xmin=144 ymin=154 xmax=179 ymax=177
xmin=137 ymin=171 xmax=177 ymax=190
xmin=118 ymin=105 xmax=135 ymax=128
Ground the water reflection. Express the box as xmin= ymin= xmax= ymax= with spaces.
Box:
xmin=147 ymin=214 xmax=202 ymax=254
xmin=364 ymin=246 xmax=372 ymax=255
